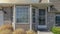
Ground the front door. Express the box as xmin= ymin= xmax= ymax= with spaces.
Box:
xmin=0 ymin=10 xmax=4 ymax=26
xmin=38 ymin=9 xmax=46 ymax=25
xmin=33 ymin=8 xmax=47 ymax=30
xmin=37 ymin=9 xmax=48 ymax=31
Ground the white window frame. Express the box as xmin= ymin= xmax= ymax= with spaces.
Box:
xmin=38 ymin=8 xmax=47 ymax=25
xmin=13 ymin=5 xmax=33 ymax=30
xmin=32 ymin=7 xmax=37 ymax=23
xmin=55 ymin=14 xmax=60 ymax=26
xmin=15 ymin=5 xmax=30 ymax=24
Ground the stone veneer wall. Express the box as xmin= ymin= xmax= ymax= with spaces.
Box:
xmin=47 ymin=12 xmax=55 ymax=30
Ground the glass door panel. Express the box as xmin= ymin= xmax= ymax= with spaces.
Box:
xmin=39 ymin=9 xmax=45 ymax=25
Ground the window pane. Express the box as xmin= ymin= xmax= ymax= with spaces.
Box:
xmin=32 ymin=9 xmax=35 ymax=23
xmin=39 ymin=9 xmax=45 ymax=15
xmin=39 ymin=9 xmax=45 ymax=25
xmin=16 ymin=6 xmax=29 ymax=23
xmin=56 ymin=16 xmax=60 ymax=26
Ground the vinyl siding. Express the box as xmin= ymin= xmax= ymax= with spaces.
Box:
xmin=49 ymin=3 xmax=60 ymax=12
xmin=53 ymin=3 xmax=60 ymax=12
xmin=4 ymin=7 xmax=13 ymax=25
xmin=47 ymin=12 xmax=55 ymax=30
xmin=15 ymin=24 xmax=30 ymax=30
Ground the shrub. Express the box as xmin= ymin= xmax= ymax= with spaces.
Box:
xmin=51 ymin=27 xmax=60 ymax=34
xmin=13 ymin=29 xmax=26 ymax=34
xmin=26 ymin=30 xmax=36 ymax=34
xmin=0 ymin=29 xmax=12 ymax=34
xmin=0 ymin=24 xmax=13 ymax=31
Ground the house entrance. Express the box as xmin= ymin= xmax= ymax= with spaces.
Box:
xmin=38 ymin=9 xmax=46 ymax=25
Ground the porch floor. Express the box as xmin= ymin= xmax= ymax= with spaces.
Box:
xmin=37 ymin=31 xmax=53 ymax=34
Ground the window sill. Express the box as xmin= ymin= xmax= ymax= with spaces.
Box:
xmin=15 ymin=23 xmax=30 ymax=24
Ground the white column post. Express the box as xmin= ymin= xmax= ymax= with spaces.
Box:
xmin=30 ymin=4 xmax=32 ymax=30
xmin=48 ymin=0 xmax=50 ymax=3
xmin=12 ymin=5 xmax=16 ymax=30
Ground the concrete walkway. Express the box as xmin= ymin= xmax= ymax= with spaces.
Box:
xmin=37 ymin=31 xmax=53 ymax=34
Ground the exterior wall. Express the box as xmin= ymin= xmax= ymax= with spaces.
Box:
xmin=53 ymin=3 xmax=60 ymax=12
xmin=47 ymin=12 xmax=55 ymax=30
xmin=15 ymin=24 xmax=30 ymax=30
xmin=3 ymin=7 xmax=13 ymax=25
xmin=0 ymin=0 xmax=60 ymax=31
xmin=47 ymin=2 xmax=60 ymax=30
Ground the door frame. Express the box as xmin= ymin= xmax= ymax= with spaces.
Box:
xmin=37 ymin=8 xmax=47 ymax=25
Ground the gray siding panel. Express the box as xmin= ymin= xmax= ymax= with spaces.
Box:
xmin=50 ymin=3 xmax=60 ymax=12
xmin=47 ymin=12 xmax=55 ymax=30
xmin=15 ymin=24 xmax=30 ymax=30
xmin=3 ymin=7 xmax=13 ymax=24
xmin=54 ymin=3 xmax=60 ymax=12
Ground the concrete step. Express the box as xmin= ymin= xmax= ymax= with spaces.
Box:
xmin=37 ymin=31 xmax=53 ymax=34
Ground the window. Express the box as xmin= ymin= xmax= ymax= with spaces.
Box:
xmin=32 ymin=8 xmax=36 ymax=23
xmin=16 ymin=6 xmax=29 ymax=23
xmin=56 ymin=15 xmax=60 ymax=26
xmin=39 ymin=9 xmax=45 ymax=25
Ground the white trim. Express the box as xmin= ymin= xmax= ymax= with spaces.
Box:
xmin=12 ymin=5 xmax=16 ymax=30
xmin=48 ymin=0 xmax=50 ymax=3
xmin=15 ymin=23 xmax=30 ymax=24
xmin=30 ymin=4 xmax=32 ymax=30
xmin=48 ymin=6 xmax=50 ymax=12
